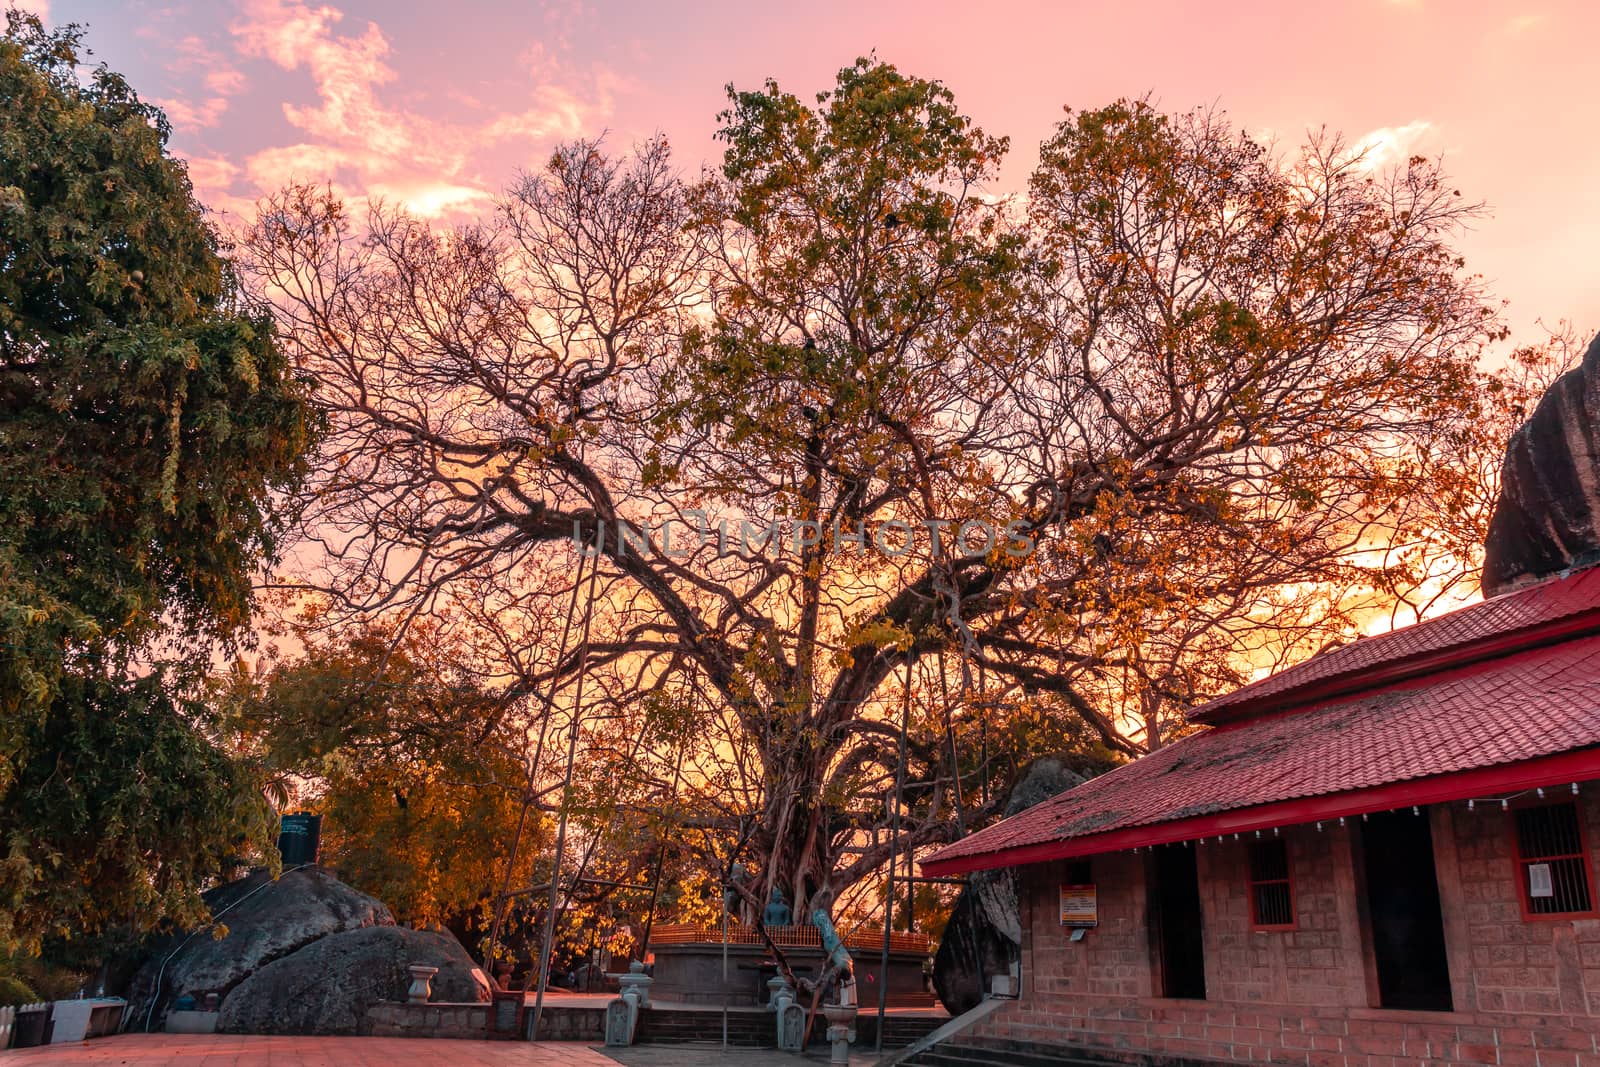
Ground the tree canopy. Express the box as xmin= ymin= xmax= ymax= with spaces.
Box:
xmin=0 ymin=12 xmax=316 ymax=949
xmin=248 ymin=59 xmax=1519 ymax=929
xmin=224 ymin=621 xmax=542 ymax=930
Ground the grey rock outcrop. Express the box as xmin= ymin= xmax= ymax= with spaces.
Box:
xmin=932 ymin=758 xmax=1084 ymax=1015
xmin=1483 ymin=330 xmax=1600 ymax=596
xmin=125 ymin=867 xmax=393 ymax=1030
xmin=218 ymin=925 xmax=490 ymax=1035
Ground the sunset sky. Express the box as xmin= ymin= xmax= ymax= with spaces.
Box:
xmin=20 ymin=0 xmax=1600 ymax=342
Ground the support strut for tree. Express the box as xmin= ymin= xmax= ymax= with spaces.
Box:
xmin=640 ymin=712 xmax=688 ymax=953
xmin=530 ymin=545 xmax=602 ymax=1041
xmin=875 ymin=654 xmax=913 ymax=1053
xmin=484 ymin=544 xmax=592 ymax=974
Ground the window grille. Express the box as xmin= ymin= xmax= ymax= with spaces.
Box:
xmin=1514 ymin=802 xmax=1594 ymax=916
xmin=1248 ymin=839 xmax=1294 ymax=928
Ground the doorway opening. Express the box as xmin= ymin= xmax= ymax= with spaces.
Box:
xmin=1360 ymin=809 xmax=1453 ymax=1011
xmin=1149 ymin=844 xmax=1206 ymax=999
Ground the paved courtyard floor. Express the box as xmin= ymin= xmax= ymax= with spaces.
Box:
xmin=1 ymin=1034 xmax=885 ymax=1065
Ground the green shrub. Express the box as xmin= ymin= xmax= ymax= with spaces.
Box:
xmin=0 ymin=974 xmax=39 ymax=1006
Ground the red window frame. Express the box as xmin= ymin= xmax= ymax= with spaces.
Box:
xmin=1247 ymin=838 xmax=1296 ymax=931
xmin=1510 ymin=799 xmax=1599 ymax=921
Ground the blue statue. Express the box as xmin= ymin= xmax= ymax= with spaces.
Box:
xmin=810 ymin=907 xmax=853 ymax=977
xmin=763 ymin=888 xmax=792 ymax=927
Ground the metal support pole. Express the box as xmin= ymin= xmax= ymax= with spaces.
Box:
xmin=486 ymin=547 xmax=591 ymax=974
xmin=721 ymin=897 xmax=730 ymax=1051
xmin=978 ymin=659 xmax=989 ymax=808
xmin=875 ymin=656 xmax=913 ymax=1053
xmin=640 ymin=685 xmax=690 ymax=955
xmin=530 ymin=545 xmax=601 ymax=1041
xmin=938 ymin=648 xmax=967 ymax=837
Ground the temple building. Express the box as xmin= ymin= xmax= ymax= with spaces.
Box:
xmin=920 ymin=562 xmax=1600 ymax=1066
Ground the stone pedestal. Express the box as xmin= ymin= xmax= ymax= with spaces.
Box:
xmin=822 ymin=1003 xmax=858 ymax=1065
xmin=614 ymin=960 xmax=653 ymax=1008
xmin=405 ymin=964 xmax=438 ymax=1005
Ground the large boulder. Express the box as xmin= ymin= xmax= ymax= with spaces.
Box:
xmin=125 ymin=867 xmax=393 ymax=1031
xmin=1483 ymin=330 xmax=1600 ymax=596
xmin=932 ymin=758 xmax=1084 ymax=1015
xmin=217 ymin=925 xmax=490 ymax=1035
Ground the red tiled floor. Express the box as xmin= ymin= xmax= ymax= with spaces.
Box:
xmin=3 ymin=1033 xmax=617 ymax=1065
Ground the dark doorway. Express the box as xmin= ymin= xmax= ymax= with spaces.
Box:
xmin=1360 ymin=809 xmax=1453 ymax=1011
xmin=1149 ymin=844 xmax=1206 ymax=999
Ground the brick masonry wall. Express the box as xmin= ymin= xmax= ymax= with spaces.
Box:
xmin=967 ymin=791 xmax=1600 ymax=1066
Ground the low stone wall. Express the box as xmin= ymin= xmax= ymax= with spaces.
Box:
xmin=529 ymin=1004 xmax=606 ymax=1041
xmin=649 ymin=940 xmax=930 ymax=1007
xmin=364 ymin=1001 xmax=489 ymax=1038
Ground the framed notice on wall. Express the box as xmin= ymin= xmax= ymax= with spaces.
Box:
xmin=1059 ymin=883 xmax=1098 ymax=927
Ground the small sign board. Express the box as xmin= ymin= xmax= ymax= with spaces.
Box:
xmin=1529 ymin=863 xmax=1554 ymax=899
xmin=493 ymin=994 xmax=521 ymax=1033
xmin=1059 ymin=883 xmax=1098 ymax=928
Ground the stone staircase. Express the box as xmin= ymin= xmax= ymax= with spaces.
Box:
xmin=864 ymin=1012 xmax=949 ymax=1049
xmin=633 ymin=1006 xmax=774 ymax=1047
xmin=900 ymin=1035 xmax=1146 ymax=1067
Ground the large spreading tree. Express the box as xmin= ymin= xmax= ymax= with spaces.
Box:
xmin=0 ymin=13 xmax=315 ymax=948
xmin=248 ymin=61 xmax=1503 ymax=922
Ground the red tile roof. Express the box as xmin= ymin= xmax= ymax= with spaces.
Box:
xmin=922 ymin=564 xmax=1600 ymax=877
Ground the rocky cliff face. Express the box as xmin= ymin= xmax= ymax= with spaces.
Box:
xmin=1483 ymin=331 xmax=1600 ymax=596
xmin=931 ymin=759 xmax=1084 ymax=1016
xmin=125 ymin=867 xmax=487 ymax=1035
xmin=219 ymin=925 xmax=490 ymax=1035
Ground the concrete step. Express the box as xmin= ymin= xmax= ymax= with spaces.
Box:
xmin=631 ymin=1005 xmax=945 ymax=1050
xmin=905 ymin=1038 xmax=1130 ymax=1067
xmin=633 ymin=1008 xmax=773 ymax=1047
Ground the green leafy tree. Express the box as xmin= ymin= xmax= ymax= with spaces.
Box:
xmin=0 ymin=13 xmax=315 ymax=948
xmin=5 ymin=671 xmax=275 ymax=949
xmin=225 ymin=622 xmax=542 ymax=930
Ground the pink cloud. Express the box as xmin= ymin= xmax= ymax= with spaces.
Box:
xmin=231 ymin=0 xmax=408 ymax=154
xmin=155 ymin=35 xmax=248 ymax=132
xmin=184 ymin=155 xmax=241 ymax=191
xmin=222 ymin=0 xmax=617 ymax=219
xmin=242 ymin=142 xmax=354 ymax=193
xmin=205 ymin=67 xmax=248 ymax=96
xmin=156 ymin=95 xmax=231 ymax=130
